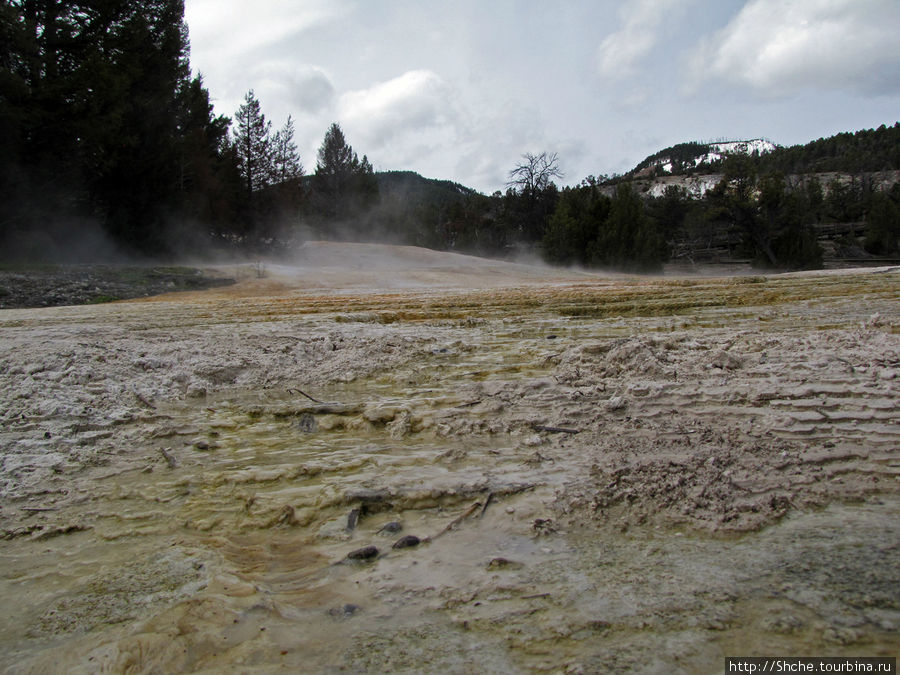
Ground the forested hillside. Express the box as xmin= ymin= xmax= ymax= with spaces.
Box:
xmin=734 ymin=124 xmax=900 ymax=175
xmin=625 ymin=124 xmax=900 ymax=179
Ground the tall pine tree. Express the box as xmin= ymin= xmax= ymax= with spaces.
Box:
xmin=312 ymin=123 xmax=378 ymax=228
xmin=270 ymin=115 xmax=303 ymax=185
xmin=232 ymin=90 xmax=272 ymax=201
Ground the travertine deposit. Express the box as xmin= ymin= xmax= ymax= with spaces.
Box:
xmin=1 ymin=243 xmax=897 ymax=673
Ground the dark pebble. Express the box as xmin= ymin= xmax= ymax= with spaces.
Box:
xmin=378 ymin=521 xmax=403 ymax=534
xmin=346 ymin=545 xmax=379 ymax=560
xmin=392 ymin=534 xmax=421 ymax=549
xmin=328 ymin=603 xmax=360 ymax=618
xmin=296 ymin=413 xmax=318 ymax=433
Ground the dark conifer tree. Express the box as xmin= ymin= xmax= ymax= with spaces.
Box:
xmin=311 ymin=123 xmax=378 ymax=230
xmin=232 ymin=90 xmax=272 ymax=200
xmin=270 ymin=115 xmax=304 ymax=185
xmin=1 ymin=0 xmax=232 ymax=257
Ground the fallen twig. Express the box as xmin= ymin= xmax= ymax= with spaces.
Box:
xmin=521 ymin=592 xmax=551 ymax=600
xmin=479 ymin=492 xmax=494 ymax=518
xmin=288 ymin=388 xmax=322 ymax=404
xmin=454 ymin=400 xmax=482 ymax=409
xmin=346 ymin=507 xmax=361 ymax=531
xmin=531 ymin=424 xmax=581 ymax=434
xmin=159 ymin=447 xmax=178 ymax=469
xmin=426 ymin=501 xmax=482 ymax=541
xmin=133 ymin=390 xmax=156 ymax=409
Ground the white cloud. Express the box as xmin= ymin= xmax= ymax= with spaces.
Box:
xmin=596 ymin=0 xmax=679 ymax=80
xmin=338 ymin=70 xmax=457 ymax=151
xmin=252 ymin=64 xmax=336 ymax=117
xmin=185 ymin=0 xmax=347 ymax=60
xmin=687 ymin=0 xmax=900 ymax=96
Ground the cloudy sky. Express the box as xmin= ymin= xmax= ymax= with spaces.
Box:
xmin=184 ymin=0 xmax=900 ymax=194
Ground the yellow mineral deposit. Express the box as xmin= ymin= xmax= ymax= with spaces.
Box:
xmin=0 ymin=243 xmax=897 ymax=672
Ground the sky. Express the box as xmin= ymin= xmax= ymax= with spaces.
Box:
xmin=184 ymin=0 xmax=900 ymax=194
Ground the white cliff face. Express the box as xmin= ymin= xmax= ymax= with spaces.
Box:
xmin=643 ymin=174 xmax=724 ymax=198
xmin=625 ymin=138 xmax=779 ymax=198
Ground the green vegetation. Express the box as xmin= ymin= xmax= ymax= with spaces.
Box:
xmin=753 ymin=123 xmax=900 ymax=175
xmin=543 ymin=183 xmax=665 ymax=271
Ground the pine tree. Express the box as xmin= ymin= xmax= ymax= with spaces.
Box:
xmin=591 ymin=183 xmax=664 ymax=271
xmin=316 ymin=123 xmax=357 ymax=184
xmin=176 ymin=74 xmax=235 ymax=229
xmin=312 ymin=122 xmax=378 ymax=226
xmin=270 ymin=115 xmax=303 ymax=184
xmin=232 ymin=89 xmax=272 ymax=200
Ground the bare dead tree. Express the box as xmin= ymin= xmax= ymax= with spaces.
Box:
xmin=506 ymin=151 xmax=563 ymax=196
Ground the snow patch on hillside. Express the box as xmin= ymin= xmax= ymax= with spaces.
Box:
xmin=710 ymin=139 xmax=777 ymax=155
xmin=651 ymin=139 xmax=777 ymax=174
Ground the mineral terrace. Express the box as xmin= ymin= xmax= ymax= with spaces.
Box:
xmin=0 ymin=243 xmax=897 ymax=673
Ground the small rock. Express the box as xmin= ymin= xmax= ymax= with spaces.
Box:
xmin=378 ymin=521 xmax=403 ymax=534
xmin=710 ymin=350 xmax=743 ymax=370
xmin=392 ymin=535 xmax=421 ymax=549
xmin=328 ymin=603 xmax=360 ymax=618
xmin=346 ymin=545 xmax=379 ymax=561
xmin=605 ymin=396 xmax=627 ymax=411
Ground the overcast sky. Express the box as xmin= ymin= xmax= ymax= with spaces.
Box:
xmin=184 ymin=0 xmax=900 ymax=194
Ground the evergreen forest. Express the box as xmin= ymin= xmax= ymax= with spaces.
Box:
xmin=2 ymin=1 xmax=899 ymax=270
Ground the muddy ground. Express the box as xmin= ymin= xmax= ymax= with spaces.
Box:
xmin=0 ymin=264 xmax=235 ymax=309
xmin=0 ymin=243 xmax=897 ymax=673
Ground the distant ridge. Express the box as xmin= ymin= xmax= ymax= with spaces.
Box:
xmin=376 ymin=170 xmax=478 ymax=205
xmin=623 ymin=123 xmax=900 ymax=182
